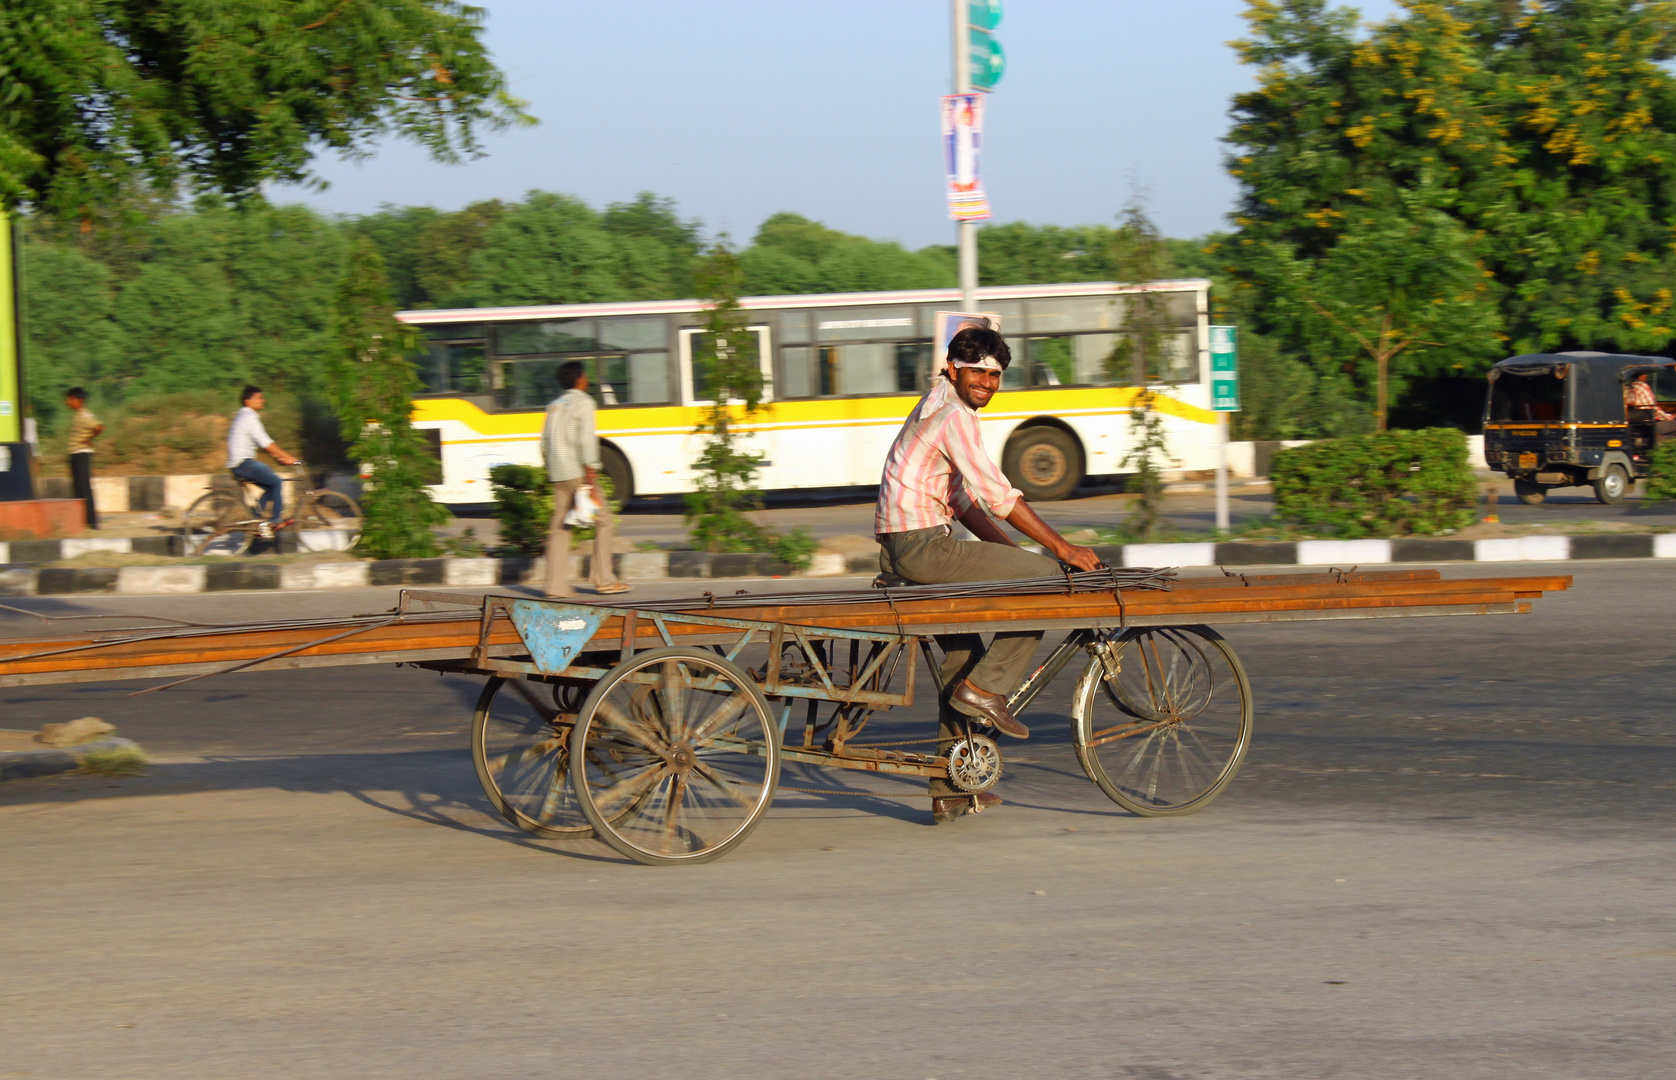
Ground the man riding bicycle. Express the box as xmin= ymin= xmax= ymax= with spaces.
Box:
xmin=227 ymin=385 xmax=300 ymax=539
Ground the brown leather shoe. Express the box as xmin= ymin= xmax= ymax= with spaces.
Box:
xmin=931 ymin=791 xmax=1002 ymax=824
xmin=949 ymin=678 xmax=1029 ymax=739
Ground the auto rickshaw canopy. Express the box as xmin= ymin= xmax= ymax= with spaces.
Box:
xmin=1487 ymin=351 xmax=1676 ymax=424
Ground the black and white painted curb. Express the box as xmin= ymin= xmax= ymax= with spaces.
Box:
xmin=0 ymin=534 xmax=1670 ymax=597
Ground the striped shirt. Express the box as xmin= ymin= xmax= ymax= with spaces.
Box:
xmin=67 ymin=408 xmax=101 ymax=454
xmin=1626 ymin=378 xmax=1673 ymax=420
xmin=875 ymin=377 xmax=1023 ymax=535
xmin=542 ymin=389 xmax=600 ymax=482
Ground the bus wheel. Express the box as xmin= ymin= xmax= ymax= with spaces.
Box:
xmin=600 ymin=444 xmax=633 ymax=504
xmin=1003 ymin=427 xmax=1083 ymax=502
xmin=1514 ymin=479 xmax=1546 ymax=505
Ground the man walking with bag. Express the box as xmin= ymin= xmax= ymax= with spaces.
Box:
xmin=542 ymin=361 xmax=629 ymax=599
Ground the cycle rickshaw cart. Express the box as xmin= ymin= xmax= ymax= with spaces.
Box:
xmin=0 ymin=566 xmax=1571 ymax=866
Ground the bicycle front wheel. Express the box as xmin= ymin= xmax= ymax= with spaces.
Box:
xmin=182 ymin=492 xmax=253 ymax=556
xmin=295 ymin=490 xmax=362 ymax=552
xmin=1072 ymin=626 xmax=1253 ymax=817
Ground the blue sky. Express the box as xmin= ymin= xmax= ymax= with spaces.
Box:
xmin=273 ymin=0 xmax=1401 ymax=245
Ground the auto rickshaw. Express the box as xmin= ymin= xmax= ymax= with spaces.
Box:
xmin=1483 ymin=351 xmax=1676 ymax=505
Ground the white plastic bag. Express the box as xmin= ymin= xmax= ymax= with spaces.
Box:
xmin=563 ymin=484 xmax=598 ymax=528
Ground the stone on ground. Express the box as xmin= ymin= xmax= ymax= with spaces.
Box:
xmin=36 ymin=716 xmax=117 ymax=747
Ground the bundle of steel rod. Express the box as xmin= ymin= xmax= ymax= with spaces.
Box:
xmin=611 ymin=565 xmax=1177 ymax=613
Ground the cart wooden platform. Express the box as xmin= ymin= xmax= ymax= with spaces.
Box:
xmin=0 ymin=567 xmax=1571 ymax=864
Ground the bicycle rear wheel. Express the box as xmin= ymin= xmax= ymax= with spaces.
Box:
xmin=295 ymin=491 xmax=362 ymax=552
xmin=182 ymin=491 xmax=254 ymax=556
xmin=1072 ymin=626 xmax=1253 ymax=817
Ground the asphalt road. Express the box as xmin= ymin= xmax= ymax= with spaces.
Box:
xmin=2 ymin=563 xmax=1673 ymax=1078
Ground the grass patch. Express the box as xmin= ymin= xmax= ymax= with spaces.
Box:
xmin=79 ymin=744 xmax=148 ymax=777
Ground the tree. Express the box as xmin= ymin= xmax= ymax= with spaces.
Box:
xmin=1255 ymin=194 xmax=1501 ymax=430
xmin=684 ymin=240 xmax=770 ymax=553
xmin=325 ymin=238 xmax=448 ymax=559
xmin=1222 ymin=0 xmax=1676 ymax=429
xmin=0 ymin=0 xmax=531 ymax=216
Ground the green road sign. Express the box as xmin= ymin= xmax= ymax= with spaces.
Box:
xmin=1209 ymin=325 xmax=1239 ymax=412
xmin=969 ymin=29 xmax=1004 ymax=90
xmin=967 ymin=1 xmax=1003 ymax=91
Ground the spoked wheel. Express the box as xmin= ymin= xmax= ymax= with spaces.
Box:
xmin=570 ymin=646 xmax=780 ymax=865
xmin=1072 ymin=626 xmax=1253 ymax=817
xmin=472 ymin=676 xmax=593 ymax=837
xmin=182 ymin=491 xmax=254 ymax=556
xmin=295 ymin=490 xmax=363 ymax=552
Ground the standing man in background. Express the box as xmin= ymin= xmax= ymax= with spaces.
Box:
xmin=227 ymin=385 xmax=299 ymax=539
xmin=64 ymin=387 xmax=102 ymax=529
xmin=542 ymin=361 xmax=629 ymax=598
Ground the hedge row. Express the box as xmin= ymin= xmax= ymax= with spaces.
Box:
xmin=1270 ymin=428 xmax=1477 ymax=538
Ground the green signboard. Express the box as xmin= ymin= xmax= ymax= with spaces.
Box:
xmin=1209 ymin=325 xmax=1239 ymax=412
xmin=968 ymin=1 xmax=1004 ymax=91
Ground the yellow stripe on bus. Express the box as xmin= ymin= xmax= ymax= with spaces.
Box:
xmin=412 ymin=386 xmax=1218 ymax=439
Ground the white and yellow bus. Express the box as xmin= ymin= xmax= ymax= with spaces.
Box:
xmin=396 ymin=280 xmax=1221 ymax=506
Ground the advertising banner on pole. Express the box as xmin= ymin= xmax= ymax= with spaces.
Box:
xmin=941 ymin=93 xmax=991 ymax=222
xmin=1209 ymin=325 xmax=1240 ymax=412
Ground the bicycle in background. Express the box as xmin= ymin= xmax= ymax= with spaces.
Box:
xmin=182 ymin=463 xmax=363 ymax=556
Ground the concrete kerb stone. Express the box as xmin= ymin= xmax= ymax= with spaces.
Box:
xmin=115 ymin=564 xmax=207 ymax=595
xmin=1297 ymin=539 xmax=1394 ymax=566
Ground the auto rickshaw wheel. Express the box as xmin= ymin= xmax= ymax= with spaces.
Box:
xmin=1514 ymin=479 xmax=1547 ymax=505
xmin=1594 ymin=463 xmax=1630 ymax=505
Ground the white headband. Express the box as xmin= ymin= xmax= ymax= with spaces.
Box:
xmin=949 ymin=355 xmax=1003 ymax=373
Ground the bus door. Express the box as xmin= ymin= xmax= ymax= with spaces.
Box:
xmin=678 ymin=326 xmax=779 ymax=486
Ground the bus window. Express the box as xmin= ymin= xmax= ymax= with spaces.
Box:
xmin=598 ymin=316 xmax=668 ymax=352
xmin=894 ymin=342 xmax=931 ymax=393
xmin=1027 ymin=337 xmax=1073 ymax=386
xmin=417 ymin=339 xmax=487 ymax=394
xmin=1003 ymin=338 xmax=1027 ymax=389
xmin=1155 ymin=331 xmax=1198 ymax=384
xmin=1026 ymin=297 xmax=1119 ymax=334
xmin=497 ymin=319 xmax=596 ymax=355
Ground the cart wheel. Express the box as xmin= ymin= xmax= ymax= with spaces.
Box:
xmin=570 ymin=646 xmax=780 ymax=865
xmin=182 ymin=491 xmax=253 ymax=556
xmin=1594 ymin=464 xmax=1629 ymax=505
xmin=471 ymin=676 xmax=593 ymax=837
xmin=1072 ymin=626 xmax=1253 ymax=817
xmin=1513 ymin=479 xmax=1546 ymax=505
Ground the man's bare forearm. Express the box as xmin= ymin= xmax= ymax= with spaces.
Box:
xmin=957 ymin=504 xmax=1016 ymax=547
xmin=1003 ymin=500 xmax=1101 ymax=571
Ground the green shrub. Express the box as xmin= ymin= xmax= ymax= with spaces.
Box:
xmin=488 ymin=465 xmax=620 ymax=556
xmin=1644 ymin=442 xmax=1676 ymax=503
xmin=1270 ymin=428 xmax=1476 ymax=538
xmin=771 ymin=527 xmax=819 ymax=572
xmin=488 ymin=463 xmax=553 ymax=556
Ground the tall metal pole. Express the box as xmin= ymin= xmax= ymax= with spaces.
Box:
xmin=1215 ymin=414 xmax=1230 ymax=532
xmin=952 ymin=0 xmax=977 ymax=312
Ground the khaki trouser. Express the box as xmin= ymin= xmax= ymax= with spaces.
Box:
xmin=544 ymin=477 xmax=620 ymax=597
xmin=878 ymin=525 xmax=1059 ymax=795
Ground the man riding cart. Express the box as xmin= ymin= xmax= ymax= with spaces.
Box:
xmin=1484 ymin=351 xmax=1676 ymax=505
